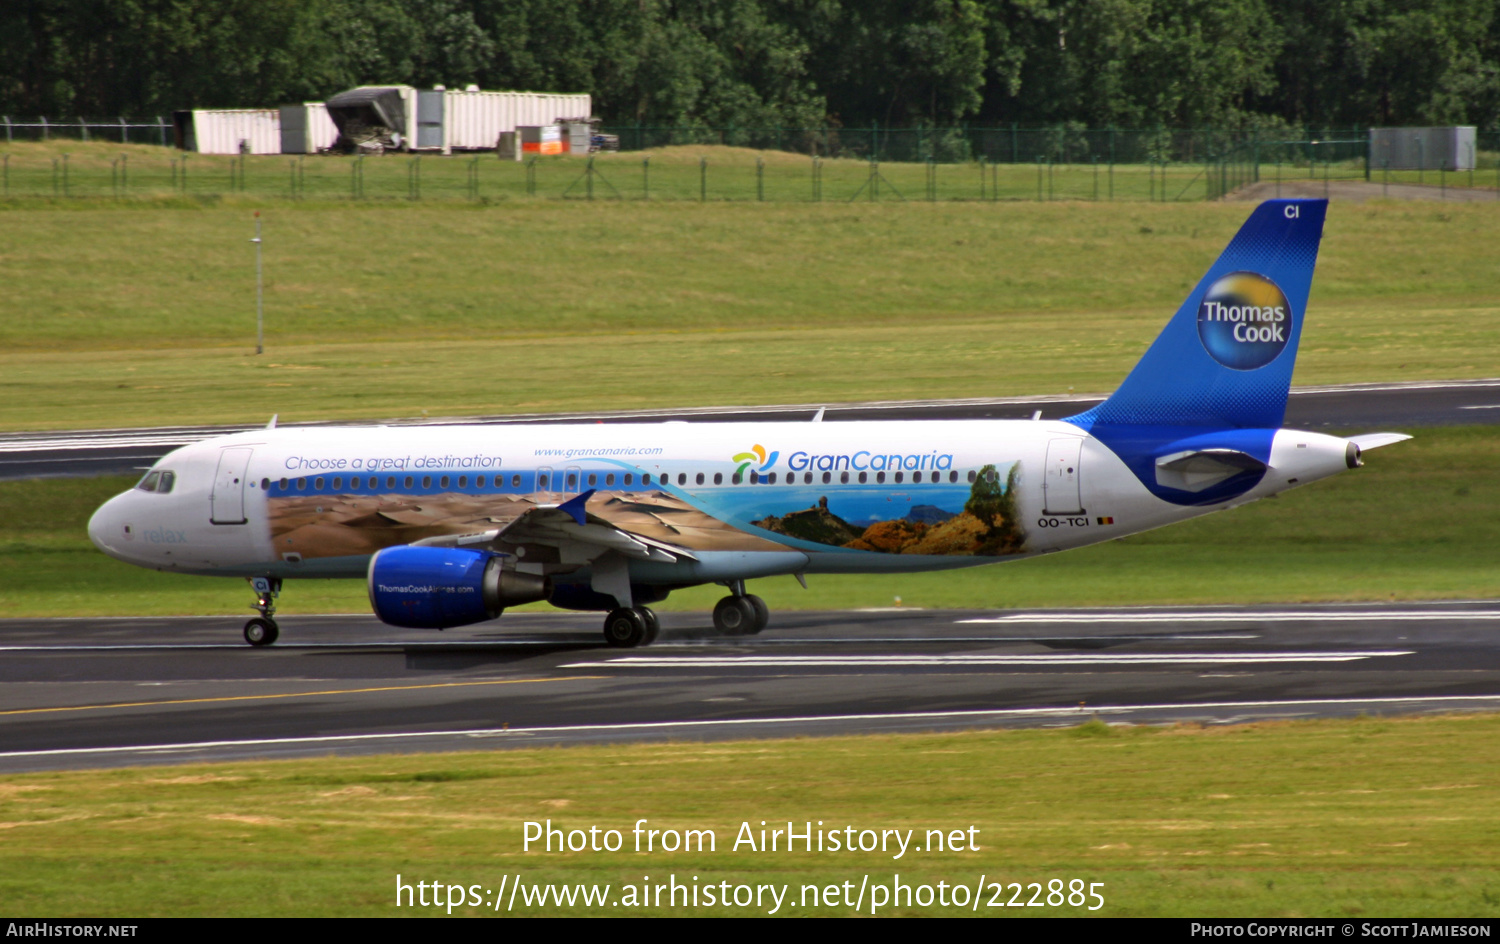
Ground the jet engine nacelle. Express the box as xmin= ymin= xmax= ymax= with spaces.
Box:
xmin=367 ymin=546 xmax=550 ymax=629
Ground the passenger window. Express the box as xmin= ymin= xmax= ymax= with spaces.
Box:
xmin=804 ymin=472 xmax=813 ymax=485
xmin=624 ymin=473 xmax=634 ymax=485
xmin=986 ymin=469 xmax=998 ymax=483
xmin=876 ymin=471 xmax=886 ymax=484
xmin=768 ymin=472 xmax=777 ymax=484
xmin=404 ymin=476 xmax=413 ymax=489
xmin=913 ymin=472 xmax=922 ymax=483
xmin=588 ymin=473 xmax=597 ymax=486
xmin=297 ymin=477 xmax=306 ymax=490
xmin=822 ymin=472 xmax=831 ymax=484
xmin=967 ymin=470 xmax=977 ymax=483
xmin=511 ymin=474 xmax=520 ymax=488
xmin=566 ymin=474 xmax=577 ymax=490
xmin=538 ymin=474 xmax=549 ymax=489
xmin=732 ymin=473 xmax=741 ymax=485
xmin=260 ymin=478 xmax=270 ymax=490
xmin=713 ymin=472 xmax=722 ymax=485
xmin=315 ymin=477 xmax=325 ymax=490
xmin=368 ymin=477 xmax=377 ymax=489
xmin=642 ymin=473 xmax=651 ymax=485
xmin=606 ymin=473 xmax=615 ymax=486
xmin=949 ymin=471 xmax=958 ymax=483
xmin=440 ymin=475 xmax=450 ymax=489
xmin=696 ymin=472 xmax=705 ymax=485
xmin=859 ymin=472 xmax=867 ymax=483
xmin=420 ymin=476 xmax=430 ymax=489
xmin=458 ymin=475 xmax=467 ymax=488
xmin=894 ymin=472 xmax=904 ymax=484
xmin=386 ymin=476 xmax=395 ymax=489
xmin=332 ymin=477 xmax=342 ymax=490
xmin=478 ymin=475 xmax=487 ymax=488
xmin=840 ymin=472 xmax=849 ymax=484
xmin=677 ymin=473 xmax=687 ymax=486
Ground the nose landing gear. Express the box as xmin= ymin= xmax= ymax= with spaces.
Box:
xmin=244 ymin=576 xmax=281 ymax=646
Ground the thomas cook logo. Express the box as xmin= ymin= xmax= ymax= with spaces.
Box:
xmin=732 ymin=444 xmax=779 ymax=478
xmin=1196 ymin=272 xmax=1292 ymax=371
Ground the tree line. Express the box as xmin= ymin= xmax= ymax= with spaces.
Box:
xmin=3 ymin=0 xmax=1497 ymax=131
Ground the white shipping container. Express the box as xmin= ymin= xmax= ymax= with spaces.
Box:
xmin=425 ymin=88 xmax=591 ymax=152
xmin=305 ymin=103 xmax=339 ymax=152
xmin=191 ymin=109 xmax=281 ymax=154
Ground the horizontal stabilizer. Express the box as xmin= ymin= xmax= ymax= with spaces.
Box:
xmin=1155 ymin=448 xmax=1268 ymax=493
xmin=1347 ymin=432 xmax=1412 ymax=452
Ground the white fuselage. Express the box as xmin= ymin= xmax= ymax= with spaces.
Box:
xmin=88 ymin=419 xmax=1356 ymax=586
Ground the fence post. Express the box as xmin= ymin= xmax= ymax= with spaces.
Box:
xmin=699 ymin=156 xmax=706 ymax=202
xmin=158 ymin=116 xmax=167 ymax=148
xmin=1093 ymin=155 xmax=1099 ymax=201
xmin=3 ymin=115 xmax=9 ymax=144
xmin=1036 ymin=155 xmax=1043 ymax=201
xmin=62 ymin=153 xmax=69 ymax=197
xmin=79 ymin=117 xmax=88 ymax=142
xmin=1012 ymin=122 xmax=1018 ymax=164
xmin=121 ymin=153 xmax=127 ymax=194
xmin=40 ymin=116 xmax=47 ymax=141
xmin=979 ymin=155 xmax=986 ymax=201
xmin=120 ymin=117 xmax=128 ymax=144
xmin=812 ymin=156 xmax=821 ymax=202
xmin=756 ymin=156 xmax=764 ymax=201
xmin=642 ymin=156 xmax=649 ymax=200
xmin=526 ymin=157 xmax=536 ymax=196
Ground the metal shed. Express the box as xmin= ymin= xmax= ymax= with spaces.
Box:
xmin=1368 ymin=127 xmax=1477 ymax=172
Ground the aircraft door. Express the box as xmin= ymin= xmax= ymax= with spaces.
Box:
xmin=1042 ymin=438 xmax=1084 ymax=515
xmin=211 ymin=447 xmax=254 ymax=525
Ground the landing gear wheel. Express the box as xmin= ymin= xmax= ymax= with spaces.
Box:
xmin=603 ymin=607 xmax=649 ymax=648
xmin=713 ymin=596 xmax=758 ymax=636
xmin=743 ymin=594 xmax=769 ymax=635
xmin=244 ymin=617 xmax=279 ymax=647
xmin=640 ymin=607 xmax=661 ymax=645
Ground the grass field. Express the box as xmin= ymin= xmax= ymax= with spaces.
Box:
xmin=4 ymin=426 xmax=1494 ymax=618
xmin=1 ymin=715 xmax=1498 ymax=916
xmin=1 ymin=184 xmax=1497 ymax=431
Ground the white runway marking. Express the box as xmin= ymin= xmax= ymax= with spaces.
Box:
xmin=562 ymin=651 xmax=1413 ymax=668
xmin=958 ymin=609 xmax=1500 ymax=624
xmin=2 ymin=692 xmax=1497 ymax=762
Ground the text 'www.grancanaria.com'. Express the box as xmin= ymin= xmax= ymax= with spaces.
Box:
xmin=396 ymin=874 xmax=1105 ymax=914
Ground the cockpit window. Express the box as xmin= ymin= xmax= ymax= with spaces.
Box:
xmin=135 ymin=470 xmax=175 ymax=494
xmin=135 ymin=468 xmax=175 ymax=492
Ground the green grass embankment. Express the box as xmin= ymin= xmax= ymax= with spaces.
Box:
xmin=0 ymin=197 xmax=1497 ymax=431
xmin=1 ymin=716 xmax=1498 ymax=916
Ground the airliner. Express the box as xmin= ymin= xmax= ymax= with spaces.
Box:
xmin=88 ymin=199 xmax=1407 ymax=647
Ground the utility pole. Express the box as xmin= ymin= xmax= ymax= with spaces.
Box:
xmin=251 ymin=211 xmax=263 ymax=355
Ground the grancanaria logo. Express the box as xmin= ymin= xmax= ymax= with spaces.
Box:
xmin=1196 ymin=271 xmax=1292 ymax=371
xmin=732 ymin=444 xmax=780 ymax=478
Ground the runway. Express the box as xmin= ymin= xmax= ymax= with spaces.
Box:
xmin=3 ymin=378 xmax=1498 ymax=479
xmin=3 ymin=603 xmax=1498 ymax=772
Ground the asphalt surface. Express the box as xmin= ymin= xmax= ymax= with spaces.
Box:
xmin=3 ymin=379 xmax=1498 ymax=480
xmin=2 ymin=604 xmax=1498 ymax=772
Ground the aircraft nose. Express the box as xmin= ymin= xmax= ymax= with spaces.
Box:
xmin=88 ymin=494 xmax=128 ymax=556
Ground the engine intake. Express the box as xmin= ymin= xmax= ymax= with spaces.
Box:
xmin=367 ymin=546 xmax=550 ymax=629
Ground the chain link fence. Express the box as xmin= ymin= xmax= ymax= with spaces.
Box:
xmin=2 ymin=119 xmax=1496 ymax=203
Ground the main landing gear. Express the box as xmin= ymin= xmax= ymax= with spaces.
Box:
xmin=603 ymin=606 xmax=661 ymax=648
xmin=713 ymin=581 xmax=768 ymax=636
xmin=244 ymin=576 xmax=281 ymax=647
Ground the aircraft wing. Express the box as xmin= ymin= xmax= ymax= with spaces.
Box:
xmin=411 ymin=489 xmax=697 ymax=564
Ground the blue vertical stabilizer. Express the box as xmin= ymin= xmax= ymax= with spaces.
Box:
xmin=1067 ymin=199 xmax=1327 ymax=431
